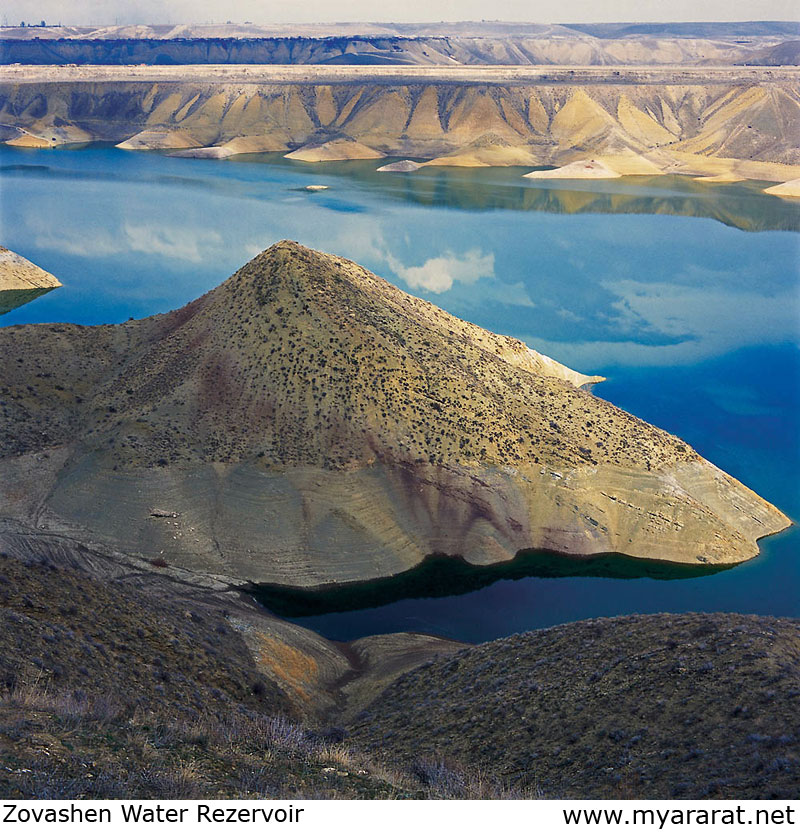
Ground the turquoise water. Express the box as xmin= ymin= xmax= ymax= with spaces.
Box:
xmin=1 ymin=145 xmax=798 ymax=643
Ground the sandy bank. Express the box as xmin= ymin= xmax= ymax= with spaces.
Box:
xmin=764 ymin=178 xmax=800 ymax=198
xmin=0 ymin=247 xmax=62 ymax=292
xmin=0 ymin=247 xmax=62 ymax=316
xmin=285 ymin=138 xmax=385 ymax=162
xmin=116 ymin=128 xmax=201 ymax=150
xmin=524 ymin=159 xmax=622 ymax=179
xmin=170 ymin=146 xmax=234 ymax=159
xmin=377 ymin=160 xmax=423 ymax=172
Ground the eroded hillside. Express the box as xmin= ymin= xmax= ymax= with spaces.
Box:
xmin=1 ymin=66 xmax=799 ymax=181
xmin=2 ymin=21 xmax=798 ymax=66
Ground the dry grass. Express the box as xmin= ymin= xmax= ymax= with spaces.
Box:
xmin=0 ymin=553 xmax=522 ymax=800
xmin=350 ymin=612 xmax=800 ymax=800
xmin=0 ymin=680 xmax=536 ymax=799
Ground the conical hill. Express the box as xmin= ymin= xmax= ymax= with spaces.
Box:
xmin=0 ymin=242 xmax=789 ymax=586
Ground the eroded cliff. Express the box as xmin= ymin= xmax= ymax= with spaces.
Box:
xmin=2 ymin=21 xmax=798 ymax=67
xmin=1 ymin=66 xmax=799 ymax=182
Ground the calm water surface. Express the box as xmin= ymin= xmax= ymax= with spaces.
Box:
xmin=1 ymin=145 xmax=798 ymax=643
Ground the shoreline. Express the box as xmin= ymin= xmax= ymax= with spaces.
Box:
xmin=4 ymin=139 xmax=798 ymax=192
xmin=2 ymin=64 xmax=798 ymax=189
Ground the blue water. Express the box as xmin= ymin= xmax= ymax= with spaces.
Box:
xmin=2 ymin=145 xmax=798 ymax=643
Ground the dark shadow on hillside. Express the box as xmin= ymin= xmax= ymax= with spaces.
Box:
xmin=250 ymin=549 xmax=733 ymax=617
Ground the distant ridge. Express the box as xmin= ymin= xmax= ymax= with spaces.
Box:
xmin=565 ymin=21 xmax=800 ymax=38
xmin=2 ymin=21 xmax=799 ymax=66
xmin=2 ymin=20 xmax=798 ymax=40
xmin=3 ymin=69 xmax=798 ymax=183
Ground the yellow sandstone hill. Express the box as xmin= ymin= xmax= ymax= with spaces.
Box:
xmin=0 ymin=242 xmax=788 ymax=588
xmin=284 ymin=138 xmax=386 ymax=162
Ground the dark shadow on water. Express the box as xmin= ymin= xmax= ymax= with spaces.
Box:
xmin=249 ymin=549 xmax=733 ymax=617
xmin=0 ymin=286 xmax=59 ymax=316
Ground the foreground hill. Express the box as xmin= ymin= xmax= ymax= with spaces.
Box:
xmin=1 ymin=545 xmax=796 ymax=799
xmin=349 ymin=612 xmax=800 ymax=799
xmin=0 ymin=546 xmax=467 ymax=799
xmin=1 ymin=66 xmax=799 ymax=183
xmin=0 ymin=242 xmax=788 ymax=588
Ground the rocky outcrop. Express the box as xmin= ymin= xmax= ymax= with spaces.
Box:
xmin=0 ymin=242 xmax=788 ymax=588
xmin=0 ymin=246 xmax=62 ymax=315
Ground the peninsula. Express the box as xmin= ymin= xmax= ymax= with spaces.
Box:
xmin=0 ymin=242 xmax=788 ymax=589
xmin=0 ymin=247 xmax=62 ymax=315
xmin=0 ymin=17 xmax=798 ymax=805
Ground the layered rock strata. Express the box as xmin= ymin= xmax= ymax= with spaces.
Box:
xmin=1 ymin=67 xmax=799 ymax=182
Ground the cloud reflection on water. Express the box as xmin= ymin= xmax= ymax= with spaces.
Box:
xmin=2 ymin=147 xmax=797 ymax=375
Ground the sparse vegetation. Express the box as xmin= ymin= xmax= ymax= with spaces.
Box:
xmin=0 ymin=240 xmax=796 ymax=800
xmin=0 ymin=551 xmax=493 ymax=799
xmin=0 ymin=240 xmax=787 ymax=590
xmin=3 ymin=553 xmax=796 ymax=799
xmin=349 ymin=613 xmax=800 ymax=800
xmin=0 ymin=685 xmax=405 ymax=799
xmin=0 ymin=241 xmax=696 ymax=471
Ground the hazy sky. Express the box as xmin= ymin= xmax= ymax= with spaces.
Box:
xmin=3 ymin=0 xmax=798 ymax=26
